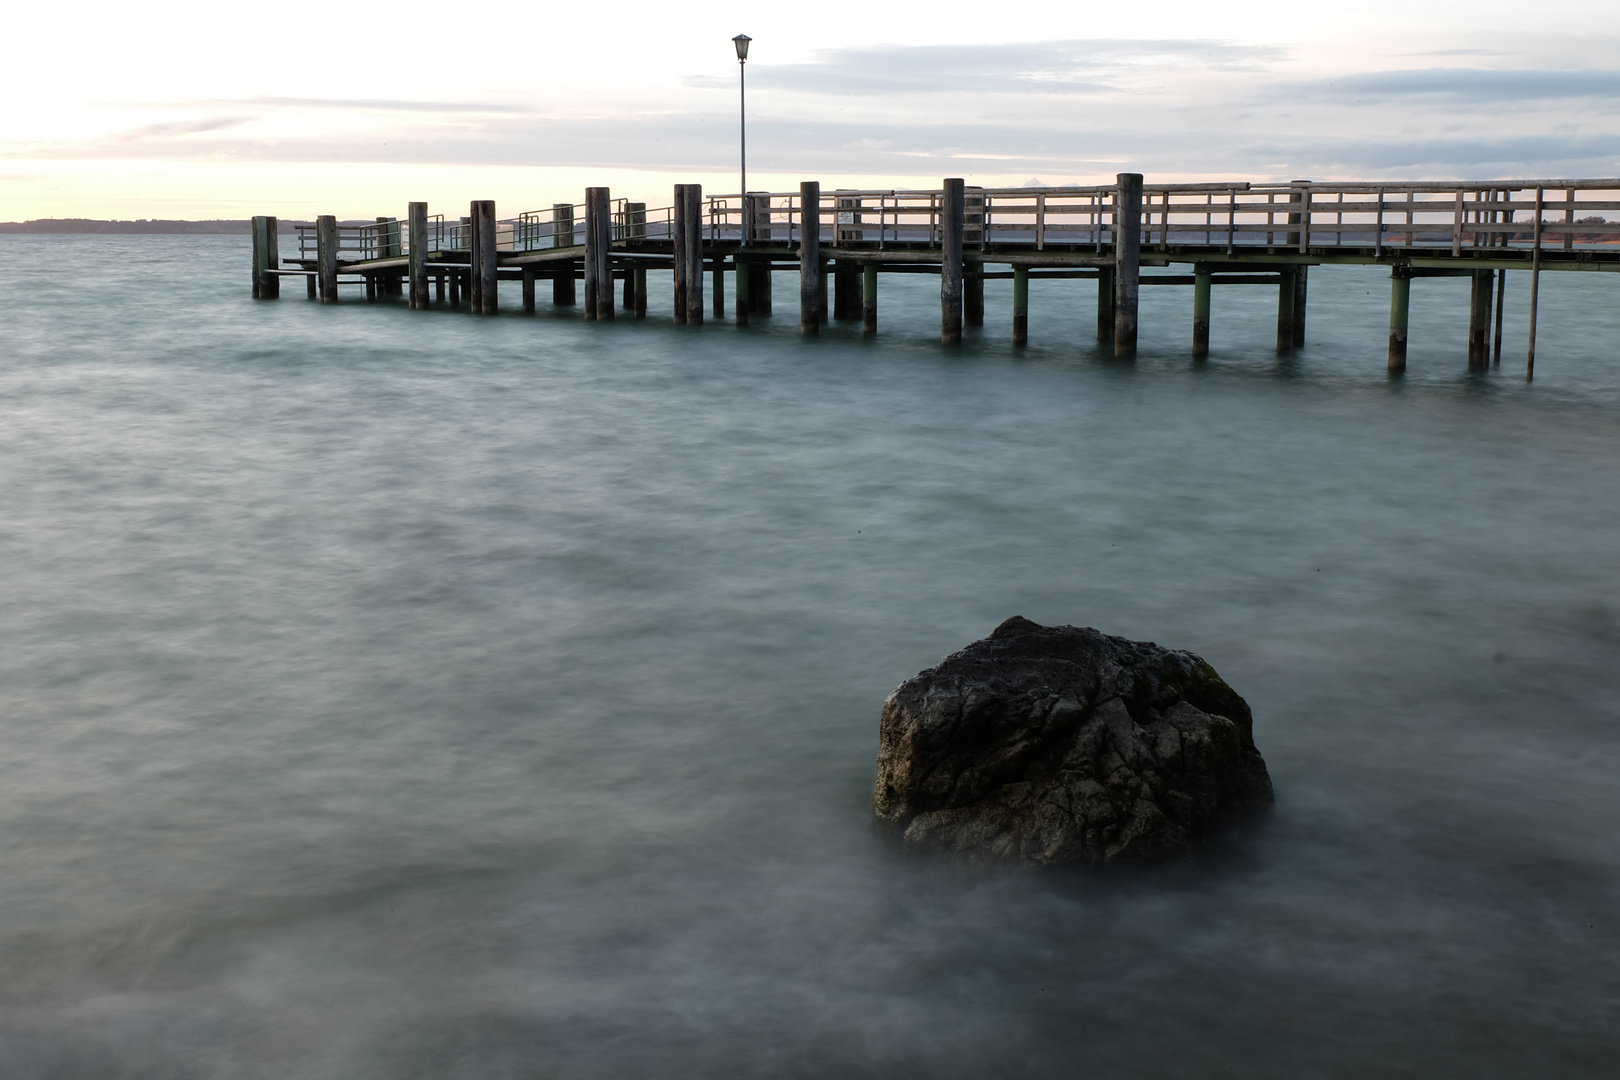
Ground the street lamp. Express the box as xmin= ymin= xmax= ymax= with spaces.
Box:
xmin=733 ymin=34 xmax=751 ymax=202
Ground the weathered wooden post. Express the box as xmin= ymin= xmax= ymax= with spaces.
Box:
xmin=1012 ymin=264 xmax=1029 ymax=345
xmin=1528 ymin=186 xmax=1544 ymax=379
xmin=251 ymin=216 xmax=280 ymax=298
xmin=377 ymin=216 xmax=403 ymax=296
xmin=365 ymin=274 xmax=377 ymax=302
xmin=584 ymin=187 xmax=614 ymax=321
xmin=800 ymin=181 xmax=821 ymax=335
xmin=683 ymin=185 xmax=704 ymax=325
xmin=863 ymin=262 xmax=877 ymax=333
xmin=940 ymin=178 xmax=965 ymax=344
xmin=522 ymin=268 xmax=536 ymax=314
xmin=470 ymin=200 xmax=498 ymax=314
xmin=1492 ymin=270 xmax=1506 ymax=366
xmin=1192 ymin=264 xmax=1211 ymax=357
xmin=1388 ymin=268 xmax=1411 ymax=374
xmin=1468 ymin=269 xmax=1493 ymax=369
xmin=1292 ymin=266 xmax=1308 ymax=347
xmin=713 ymin=257 xmax=725 ymax=320
xmin=408 ymin=202 xmax=429 ymax=309
xmin=625 ymin=202 xmax=646 ymax=315
xmin=435 ymin=272 xmax=446 ymax=304
xmin=672 ymin=184 xmax=691 ymax=324
xmin=1276 ymin=269 xmax=1297 ymax=350
xmin=316 ymin=215 xmax=339 ymax=303
xmin=552 ymin=203 xmax=577 ymax=305
xmin=1097 ymin=267 xmax=1114 ymax=342
xmin=746 ymin=192 xmax=773 ymax=314
xmin=449 ymin=269 xmax=461 ymax=308
xmin=834 ymin=190 xmax=860 ymax=320
xmin=1114 ymin=173 xmax=1142 ymax=356
xmin=735 ymin=253 xmax=751 ymax=326
xmin=965 ymin=187 xmax=985 ymax=327
xmin=306 ymin=273 xmax=317 ymax=301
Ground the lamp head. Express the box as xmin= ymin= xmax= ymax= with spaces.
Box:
xmin=732 ymin=34 xmax=751 ymax=61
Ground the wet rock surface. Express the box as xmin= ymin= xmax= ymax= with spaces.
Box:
xmin=873 ymin=616 xmax=1274 ymax=866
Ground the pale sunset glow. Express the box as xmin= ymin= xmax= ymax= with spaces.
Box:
xmin=3 ymin=0 xmax=1618 ymax=218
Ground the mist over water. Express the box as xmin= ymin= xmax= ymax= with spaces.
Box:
xmin=1 ymin=235 xmax=1617 ymax=1077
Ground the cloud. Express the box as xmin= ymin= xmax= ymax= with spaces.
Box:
xmin=187 ymin=97 xmax=533 ymax=115
xmin=684 ymin=39 xmax=1284 ymax=97
xmin=1287 ymin=68 xmax=1620 ymax=103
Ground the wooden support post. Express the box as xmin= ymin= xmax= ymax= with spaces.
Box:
xmin=625 ymin=202 xmax=646 ymax=314
xmin=365 ymin=274 xmax=377 ymax=302
xmin=940 ymin=178 xmax=964 ymax=344
xmin=553 ymin=203 xmax=577 ymax=305
xmin=746 ymin=192 xmax=773 ymax=315
xmin=863 ymin=261 xmax=877 ymax=333
xmin=684 ymin=185 xmax=704 ymax=325
xmin=316 ymin=215 xmax=338 ymax=303
xmin=470 ymin=200 xmax=498 ymax=314
xmin=634 ymin=268 xmax=647 ymax=318
xmin=435 ymin=272 xmax=446 ymax=304
xmin=672 ymin=184 xmax=691 ymax=324
xmin=965 ymin=260 xmax=984 ymax=328
xmin=800 ymin=180 xmax=821 ymax=335
xmin=1114 ymin=173 xmax=1142 ymax=356
xmin=1293 ymin=266 xmax=1308 ymax=347
xmin=1493 ymin=268 xmax=1506 ymax=366
xmin=1097 ymin=267 xmax=1114 ymax=341
xmin=449 ymin=269 xmax=461 ymax=308
xmin=713 ymin=258 xmax=725 ymax=320
xmin=1193 ymin=265 xmax=1211 ymax=357
xmin=408 ymin=202 xmax=429 ymax=309
xmin=1468 ymin=269 xmax=1492 ymax=369
xmin=1012 ymin=264 xmax=1028 ymax=345
xmin=1276 ymin=268 xmax=1297 ymax=351
xmin=377 ymin=216 xmax=403 ymax=295
xmin=306 ymin=273 xmax=316 ymax=300
xmin=834 ymin=259 xmax=859 ymax=320
xmin=251 ymin=216 xmax=280 ymax=299
xmin=522 ymin=267 xmax=536 ymax=314
xmin=735 ymin=254 xmax=750 ymax=326
xmin=585 ymin=187 xmax=613 ymax=321
xmin=1388 ymin=269 xmax=1410 ymax=374
xmin=1528 ymin=187 xmax=1544 ymax=380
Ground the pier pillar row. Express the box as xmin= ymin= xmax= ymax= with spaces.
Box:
xmin=940 ymin=178 xmax=965 ymax=344
xmin=1113 ymin=173 xmax=1143 ymax=356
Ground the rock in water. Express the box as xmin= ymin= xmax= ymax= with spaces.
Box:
xmin=873 ymin=616 xmax=1274 ymax=866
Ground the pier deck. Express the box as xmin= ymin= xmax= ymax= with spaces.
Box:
xmin=251 ymin=176 xmax=1620 ymax=377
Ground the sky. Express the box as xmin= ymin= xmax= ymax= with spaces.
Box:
xmin=2 ymin=0 xmax=1618 ymax=219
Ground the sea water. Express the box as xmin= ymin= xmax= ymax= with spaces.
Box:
xmin=0 ymin=235 xmax=1617 ymax=1077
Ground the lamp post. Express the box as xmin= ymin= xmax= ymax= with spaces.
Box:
xmin=733 ymin=34 xmax=751 ymax=202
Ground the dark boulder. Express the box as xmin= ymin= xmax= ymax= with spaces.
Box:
xmin=873 ymin=616 xmax=1273 ymax=866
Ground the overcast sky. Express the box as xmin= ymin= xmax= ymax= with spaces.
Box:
xmin=3 ymin=0 xmax=1618 ymax=218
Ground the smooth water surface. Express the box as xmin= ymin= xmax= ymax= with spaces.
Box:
xmin=1 ymin=236 xmax=1617 ymax=1077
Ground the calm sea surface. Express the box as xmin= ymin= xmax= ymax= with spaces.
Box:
xmin=1 ymin=235 xmax=1617 ymax=1077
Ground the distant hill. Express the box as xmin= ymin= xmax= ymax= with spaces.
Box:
xmin=0 ymin=219 xmax=338 ymax=234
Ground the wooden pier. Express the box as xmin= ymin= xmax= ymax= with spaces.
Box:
xmin=251 ymin=175 xmax=1620 ymax=378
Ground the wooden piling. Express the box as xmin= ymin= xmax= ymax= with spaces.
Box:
xmin=449 ymin=270 xmax=461 ymax=309
xmin=1468 ymin=269 xmax=1492 ymax=369
xmin=377 ymin=216 xmax=403 ymax=295
xmin=408 ymin=202 xmax=429 ymax=309
xmin=1528 ymin=187 xmax=1543 ymax=380
xmin=523 ymin=267 xmax=536 ymax=314
xmin=683 ymin=185 xmax=704 ymax=325
xmin=551 ymin=204 xmax=577 ymax=306
xmin=1276 ymin=269 xmax=1297 ymax=350
xmin=672 ymin=184 xmax=691 ymax=324
xmin=800 ymin=181 xmax=821 ymax=335
xmin=306 ymin=274 xmax=316 ymax=301
xmin=316 ymin=215 xmax=338 ymax=303
xmin=625 ymin=202 xmax=646 ymax=315
xmin=863 ymin=262 xmax=877 ymax=333
xmin=470 ymin=200 xmax=498 ymax=314
xmin=735 ymin=254 xmax=750 ymax=326
xmin=1388 ymin=269 xmax=1410 ymax=373
xmin=1192 ymin=265 xmax=1211 ymax=357
xmin=834 ymin=259 xmax=859 ymax=320
xmin=584 ymin=187 xmax=613 ymax=321
xmin=435 ymin=272 xmax=446 ymax=304
xmin=251 ymin=216 xmax=280 ymax=299
xmin=1096 ymin=267 xmax=1114 ymax=342
xmin=365 ymin=274 xmax=377 ymax=302
xmin=1114 ymin=173 xmax=1142 ymax=356
xmin=1492 ymin=269 xmax=1506 ymax=366
xmin=1292 ymin=266 xmax=1308 ymax=347
xmin=1012 ymin=264 xmax=1028 ymax=345
xmin=746 ymin=192 xmax=773 ymax=315
xmin=940 ymin=178 xmax=964 ymax=344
